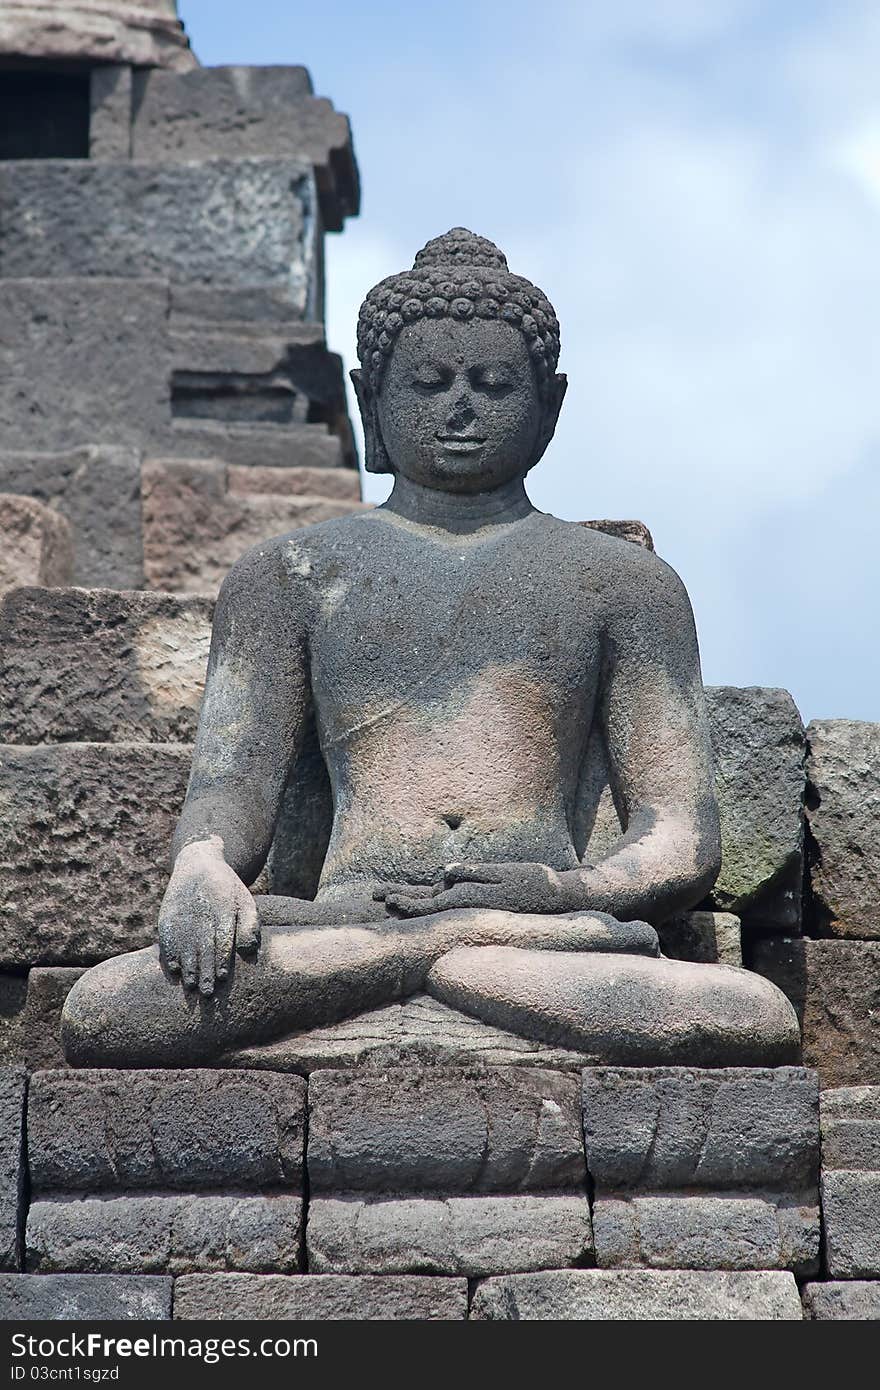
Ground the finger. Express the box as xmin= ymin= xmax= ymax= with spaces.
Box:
xmin=236 ymin=893 xmax=261 ymax=955
xmin=179 ymin=942 xmax=198 ymax=992
xmin=384 ymin=893 xmax=444 ymax=917
xmin=374 ymin=882 xmax=437 ymax=902
xmin=159 ymin=921 xmax=181 ymax=975
xmin=198 ymin=934 xmax=216 ymax=997
xmin=214 ymin=908 xmax=236 ymax=982
xmin=444 ymin=862 xmax=505 ymax=886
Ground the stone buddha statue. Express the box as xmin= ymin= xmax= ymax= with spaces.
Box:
xmin=62 ymin=229 xmax=798 ymax=1068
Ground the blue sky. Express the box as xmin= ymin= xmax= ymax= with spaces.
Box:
xmin=178 ymin=0 xmax=880 ymax=723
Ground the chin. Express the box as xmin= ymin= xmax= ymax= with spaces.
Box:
xmin=418 ymin=455 xmax=519 ymax=494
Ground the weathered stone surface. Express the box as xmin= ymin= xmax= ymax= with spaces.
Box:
xmin=0 ymin=969 xmax=83 ymax=1072
xmin=224 ymin=993 xmax=591 ymax=1072
xmin=581 ymin=519 xmax=654 ymax=550
xmin=750 ymin=938 xmax=880 ymax=1087
xmin=0 ymin=1068 xmax=26 ymax=1271
xmin=0 ymin=495 xmax=72 ymax=595
xmin=0 ymin=1273 xmax=172 ymax=1320
xmin=167 ymin=419 xmax=346 ymax=469
xmin=308 ymin=1068 xmax=584 ymax=1192
xmin=471 ymin=1269 xmax=803 ymax=1320
xmin=131 ymin=66 xmax=359 ymax=230
xmin=0 ymin=447 xmax=143 ymax=588
xmin=29 ymin=1070 xmax=304 ymax=1193
xmin=582 ymin=1067 xmax=819 ymax=1189
xmin=705 ymin=686 xmax=805 ymax=930
xmin=0 ymin=743 xmax=191 ymax=967
xmin=0 ymin=162 xmax=317 ymax=309
xmin=0 ymin=1 xmax=197 ymax=70
xmin=658 ymin=911 xmax=742 ymax=966
xmin=806 ymin=720 xmax=880 ymax=939
xmin=27 ymin=1194 xmax=302 ymax=1275
xmin=307 ymin=1193 xmax=591 ymax=1276
xmin=592 ymin=1192 xmax=819 ymax=1274
xmin=142 ymin=457 xmax=366 ymax=594
xmin=0 ymin=587 xmax=212 ymax=744
xmin=821 ymin=1086 xmax=880 ymax=1170
xmin=174 ymin=1273 xmax=467 ymax=1321
xmin=821 ymin=1172 xmax=880 ymax=1279
xmin=803 ymin=1281 xmax=880 ymax=1320
xmin=226 ymin=465 xmax=360 ymax=501
xmin=0 ymin=279 xmax=170 ymax=454
xmin=90 ymin=65 xmax=132 ymax=160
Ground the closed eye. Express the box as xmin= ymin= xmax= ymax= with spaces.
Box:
xmin=470 ymin=369 xmax=513 ymax=396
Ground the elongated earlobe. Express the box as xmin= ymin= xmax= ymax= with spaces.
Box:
xmin=528 ymin=372 xmax=567 ymax=472
xmin=350 ymin=367 xmax=392 ymax=475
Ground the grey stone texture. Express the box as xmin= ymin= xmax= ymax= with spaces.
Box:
xmin=821 ymin=1173 xmax=880 ymax=1279
xmin=0 ymin=1 xmax=197 ymax=70
xmin=803 ymin=1281 xmax=880 ymax=1320
xmin=0 ymin=447 xmax=143 ymax=588
xmin=28 ymin=1070 xmax=305 ymax=1193
xmin=581 ymin=519 xmax=654 ymax=550
xmin=131 ymin=66 xmax=359 ymax=231
xmin=0 ymin=161 xmax=318 ymax=310
xmin=470 ymin=1269 xmax=804 ymax=1320
xmin=307 ymin=1068 xmax=584 ymax=1192
xmin=0 ymin=1273 xmax=172 ymax=1320
xmin=0 ymin=493 xmax=72 ymax=595
xmin=174 ymin=1273 xmax=467 ymax=1321
xmin=0 ymin=1068 xmax=26 ymax=1271
xmin=582 ymin=1066 xmax=819 ymax=1190
xmin=27 ymin=1193 xmax=302 ymax=1275
xmin=0 ymin=969 xmax=83 ymax=1071
xmin=704 ymin=686 xmax=805 ymax=931
xmin=0 ymin=742 xmax=191 ymax=966
xmin=306 ymin=1193 xmax=592 ymax=1277
xmin=166 ymin=419 xmax=347 ymax=470
xmin=592 ymin=1192 xmax=819 ymax=1275
xmin=806 ymin=719 xmax=880 ymax=939
xmin=141 ymin=457 xmax=366 ymax=594
xmin=750 ymin=938 xmax=880 ymax=1087
xmin=658 ymin=910 xmax=742 ymax=966
xmin=0 ymin=587 xmax=212 ymax=744
xmin=821 ymin=1086 xmax=880 ymax=1170
xmin=90 ymin=65 xmax=133 ymax=160
xmin=224 ymin=993 xmax=591 ymax=1072
xmin=0 ymin=278 xmax=171 ymax=454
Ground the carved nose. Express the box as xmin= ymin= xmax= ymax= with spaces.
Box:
xmin=446 ymin=396 xmax=475 ymax=431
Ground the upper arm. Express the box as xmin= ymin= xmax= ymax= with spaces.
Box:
xmin=598 ymin=550 xmax=718 ymax=844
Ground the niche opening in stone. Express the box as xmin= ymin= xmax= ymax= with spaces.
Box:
xmin=0 ymin=69 xmax=91 ymax=160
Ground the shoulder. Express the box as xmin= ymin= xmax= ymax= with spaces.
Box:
xmin=217 ymin=509 xmax=378 ymax=603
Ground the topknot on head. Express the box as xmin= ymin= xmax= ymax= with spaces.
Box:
xmin=413 ymin=228 xmax=509 ymax=274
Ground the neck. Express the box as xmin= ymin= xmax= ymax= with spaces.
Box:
xmin=382 ymin=474 xmax=534 ymax=534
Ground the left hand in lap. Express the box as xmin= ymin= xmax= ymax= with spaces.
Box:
xmin=375 ymin=861 xmax=567 ymax=917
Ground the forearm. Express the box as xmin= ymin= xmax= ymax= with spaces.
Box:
xmin=560 ymin=811 xmax=720 ymax=922
xmin=171 ymin=774 xmax=284 ymax=884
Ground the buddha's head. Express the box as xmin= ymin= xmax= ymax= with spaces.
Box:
xmin=352 ymin=229 xmax=567 ymax=493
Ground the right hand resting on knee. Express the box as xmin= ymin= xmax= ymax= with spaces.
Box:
xmin=158 ymin=837 xmax=260 ymax=995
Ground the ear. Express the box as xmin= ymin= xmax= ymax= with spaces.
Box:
xmin=528 ymin=372 xmax=567 ymax=471
xmin=350 ymin=367 xmax=392 ymax=475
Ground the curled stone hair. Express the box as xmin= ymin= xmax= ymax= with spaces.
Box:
xmin=356 ymin=228 xmax=561 ymax=405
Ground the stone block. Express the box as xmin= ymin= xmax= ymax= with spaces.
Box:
xmin=89 ymin=65 xmax=132 ymax=160
xmin=308 ymin=1068 xmax=584 ymax=1192
xmin=0 ymin=1273 xmax=171 ymax=1320
xmin=0 ymin=2 xmax=197 ymax=70
xmin=0 ymin=969 xmax=83 ymax=1071
xmin=658 ymin=911 xmax=742 ymax=966
xmin=27 ymin=1194 xmax=302 ymax=1275
xmin=592 ymin=1192 xmax=819 ymax=1275
xmin=0 ymin=495 xmax=72 ymax=595
xmin=0 ymin=278 xmax=171 ymax=455
xmin=306 ymin=1193 xmax=591 ymax=1277
xmin=705 ymin=686 xmax=805 ymax=930
xmin=141 ymin=456 xmax=365 ymax=594
xmin=582 ymin=1067 xmax=819 ymax=1189
xmin=0 ymin=1068 xmax=26 ymax=1271
xmin=166 ymin=420 xmax=347 ymax=470
xmin=0 ymin=743 xmax=191 ymax=966
xmin=821 ymin=1172 xmax=880 ymax=1279
xmin=0 ymin=447 xmax=143 ymax=588
xmin=223 ymin=993 xmax=591 ymax=1073
xmin=0 ymin=587 xmax=213 ymax=744
xmin=749 ymin=939 xmax=880 ymax=1088
xmin=802 ymin=1281 xmax=880 ymax=1320
xmin=470 ymin=1269 xmax=804 ymax=1320
xmin=173 ymin=1273 xmax=467 ymax=1321
xmin=28 ymin=1070 xmax=305 ymax=1193
xmin=581 ymin=519 xmax=654 ymax=550
xmin=0 ymin=162 xmax=318 ymax=311
xmin=821 ymin=1087 xmax=880 ymax=1170
xmin=806 ymin=720 xmax=880 ymax=939
xmin=131 ymin=66 xmax=359 ymax=229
